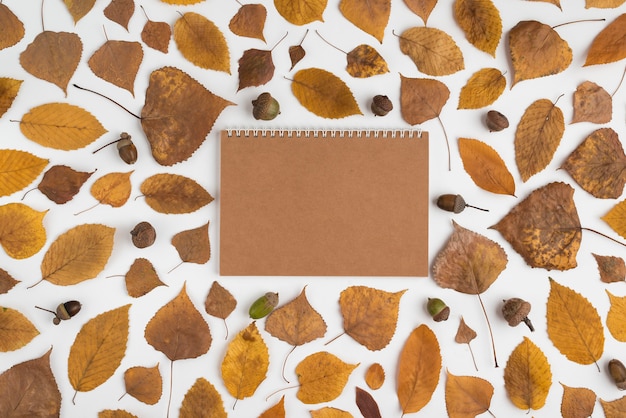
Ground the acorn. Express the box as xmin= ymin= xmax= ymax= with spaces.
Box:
xmin=485 ymin=110 xmax=509 ymax=132
xmin=249 ymin=292 xmax=279 ymax=319
xmin=35 ymin=301 xmax=82 ymax=325
xmin=371 ymin=95 xmax=393 ymax=116
xmin=131 ymin=221 xmax=156 ymax=248
xmin=436 ymin=194 xmax=488 ymax=213
xmin=252 ymin=92 xmax=280 ymax=120
xmin=427 ymin=298 xmax=450 ymax=322
xmin=116 ymin=132 xmax=137 ymax=164
xmin=501 ymin=298 xmax=534 ymax=331
xmin=609 ymin=359 xmax=626 ymax=390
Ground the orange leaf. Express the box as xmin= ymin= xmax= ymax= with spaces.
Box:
xmin=291 ymin=68 xmax=361 ymax=118
xmin=445 ymin=371 xmax=494 ymax=418
xmin=171 ymin=221 xmax=211 ymax=266
xmin=601 ymin=396 xmax=626 ymax=418
xmin=179 ymin=378 xmax=226 ymax=418
xmin=571 ymin=81 xmax=612 ymax=124
xmin=173 ymin=12 xmax=230 ymax=73
xmin=0 ymin=268 xmax=18 ymax=294
xmin=458 ymin=137 xmax=515 ymax=196
xmin=602 ymin=199 xmax=626 ymax=240
xmin=398 ymin=27 xmax=464 ymax=76
xmin=560 ymin=384 xmax=596 ymax=418
xmin=345 ymin=44 xmax=389 ymax=77
xmin=296 ymin=351 xmax=358 ymax=404
xmin=229 ymin=4 xmax=266 ymax=41
xmin=123 ymin=365 xmax=162 ymax=405
xmin=259 ymin=396 xmax=285 ymax=418
xmin=0 ymin=203 xmax=47 ymax=259
xmin=403 ymin=0 xmax=437 ymax=24
xmin=274 ymin=0 xmax=327 ymax=25
xmin=0 ymin=149 xmax=48 ymax=198
xmin=125 ymin=258 xmax=166 ymax=298
xmin=99 ymin=410 xmax=137 ymax=418
xmin=458 ymin=68 xmax=505 ymax=109
xmin=453 ymin=0 xmax=502 ymax=56
xmin=62 ymin=0 xmax=96 ymax=22
xmin=90 ymin=171 xmax=133 ymax=208
xmin=586 ymin=0 xmax=625 ymax=6
xmin=585 ymin=14 xmax=626 ymax=66
xmin=0 ymin=77 xmax=22 ymax=118
xmin=397 ymin=325 xmax=441 ymax=414
xmin=364 ymin=363 xmax=385 ymax=390
xmin=88 ymin=40 xmax=143 ymax=96
xmin=310 ymin=407 xmax=353 ymax=418
xmin=339 ymin=0 xmax=390 ymax=42
xmin=104 ymin=0 xmax=134 ymax=30
xmin=160 ymin=0 xmax=205 ymax=3
xmin=237 ymin=48 xmax=275 ymax=90
xmin=529 ymin=0 xmax=561 ymax=8
xmin=37 ymin=165 xmax=93 ymax=204
xmin=606 ymin=290 xmax=626 ymax=342
xmin=0 ymin=307 xmax=39 ymax=351
xmin=400 ymin=75 xmax=449 ymax=124
xmin=0 ymin=3 xmax=25 ymax=50
xmin=503 ymin=336 xmax=552 ymax=410
xmin=140 ymin=173 xmax=214 ymax=214
xmin=204 ymin=281 xmax=237 ymax=325
xmin=593 ymin=253 xmax=626 ymax=283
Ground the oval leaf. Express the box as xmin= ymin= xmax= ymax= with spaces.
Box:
xmin=398 ymin=27 xmax=464 ymax=76
xmin=356 ymin=386 xmax=382 ymax=418
xmin=0 ymin=4 xmax=25 ymax=50
xmin=296 ymin=351 xmax=358 ymax=404
xmin=310 ymin=408 xmax=353 ymax=418
xmin=274 ymin=0 xmax=327 ymax=25
xmin=141 ymin=173 xmax=213 ymax=214
xmin=606 ymin=290 xmax=626 ymax=342
xmin=400 ymin=75 xmax=449 ymax=124
xmin=179 ymin=378 xmax=226 ymax=418
xmin=445 ymin=371 xmax=494 ymax=418
xmin=0 ymin=150 xmax=48 ymax=198
xmin=174 ymin=12 xmax=230 ymax=73
xmin=0 ymin=77 xmax=22 ymax=118
xmin=0 ymin=307 xmax=39 ymax=352
xmin=364 ymin=363 xmax=385 ymax=390
xmin=453 ymin=0 xmax=502 ymax=56
xmin=0 ymin=203 xmax=46 ymax=259
xmin=88 ymin=40 xmax=143 ymax=95
xmin=585 ymin=14 xmax=626 ymax=66
xmin=291 ymin=68 xmax=361 ymax=118
xmin=90 ymin=171 xmax=133 ymax=208
xmin=339 ymin=0 xmax=390 ymax=42
xmin=458 ymin=137 xmax=515 ymax=196
xmin=125 ymin=258 xmax=166 ymax=298
xmin=458 ymin=68 xmax=505 ymax=109
xmin=504 ymin=336 xmax=552 ymax=410
xmin=123 ymin=365 xmax=162 ymax=405
xmin=560 ymin=384 xmax=596 ymax=418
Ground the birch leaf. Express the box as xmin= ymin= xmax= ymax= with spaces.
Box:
xmin=36 ymin=165 xmax=93 ymax=204
xmin=310 ymin=407 xmax=353 ymax=418
xmin=400 ymin=75 xmax=449 ymax=124
xmin=453 ymin=0 xmax=502 ymax=56
xmin=173 ymin=12 xmax=230 ymax=73
xmin=560 ymin=384 xmax=596 ymax=418
xmin=0 ymin=77 xmax=22 ymax=118
xmin=593 ymin=253 xmax=626 ymax=283
xmin=0 ymin=268 xmax=18 ymax=294
xmin=0 ymin=203 xmax=47 ymax=260
xmin=445 ymin=371 xmax=494 ymax=418
xmin=606 ymin=290 xmax=626 ymax=342
xmin=504 ymin=337 xmax=552 ymax=410
xmin=259 ymin=396 xmax=285 ymax=418
xmin=125 ymin=258 xmax=166 ymax=298
xmin=403 ymin=0 xmax=437 ymax=24
xmin=140 ymin=173 xmax=213 ymax=214
xmin=0 ymin=307 xmax=39 ymax=351
xmin=179 ymin=378 xmax=226 ymax=418
xmin=296 ymin=351 xmax=358 ymax=404
xmin=229 ymin=4 xmax=266 ymax=41
xmin=0 ymin=3 xmax=25 ymax=50
xmin=171 ymin=221 xmax=211 ymax=267
xmin=204 ymin=281 xmax=236 ymax=339
xmin=364 ymin=363 xmax=385 ymax=390
xmin=458 ymin=68 xmax=505 ymax=109
xmin=398 ymin=27 xmax=464 ymax=76
xmin=274 ymin=0 xmax=327 ymax=25
xmin=237 ymin=48 xmax=275 ymax=90
xmin=571 ymin=81 xmax=612 ymax=124
xmin=601 ymin=396 xmax=626 ymax=418
xmin=339 ymin=0 xmax=390 ymax=42
xmin=291 ymin=68 xmax=361 ymax=118
xmin=141 ymin=11 xmax=170 ymax=53
xmin=459 ymin=137 xmax=516 ymax=196
xmin=63 ymin=0 xmax=96 ymax=22
xmin=90 ymin=171 xmax=133 ymax=208
xmin=88 ymin=40 xmax=143 ymax=95
xmin=585 ymin=14 xmax=626 ymax=66
xmin=602 ymin=199 xmax=626 ymax=240
xmin=0 ymin=149 xmax=48 ymax=198
xmin=123 ymin=365 xmax=162 ymax=405
xmin=103 ymin=0 xmax=134 ymax=30
xmin=99 ymin=410 xmax=137 ymax=418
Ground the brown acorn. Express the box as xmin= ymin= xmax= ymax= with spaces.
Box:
xmin=371 ymin=95 xmax=393 ymax=116
xmin=485 ymin=110 xmax=509 ymax=132
xmin=609 ymin=359 xmax=626 ymax=390
xmin=131 ymin=221 xmax=156 ymax=248
xmin=252 ymin=92 xmax=280 ymax=120
xmin=502 ymin=298 xmax=534 ymax=331
xmin=427 ymin=298 xmax=450 ymax=322
xmin=436 ymin=194 xmax=488 ymax=213
xmin=116 ymin=132 xmax=137 ymax=164
xmin=35 ymin=301 xmax=82 ymax=325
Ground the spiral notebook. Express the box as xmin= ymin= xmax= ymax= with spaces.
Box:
xmin=219 ymin=129 xmax=429 ymax=277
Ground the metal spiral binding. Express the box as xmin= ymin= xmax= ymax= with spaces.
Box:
xmin=226 ymin=129 xmax=423 ymax=138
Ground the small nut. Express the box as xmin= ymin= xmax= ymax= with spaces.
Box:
xmin=131 ymin=222 xmax=156 ymax=248
xmin=609 ymin=359 xmax=626 ymax=390
xmin=427 ymin=298 xmax=450 ymax=322
xmin=252 ymin=92 xmax=280 ymax=120
xmin=486 ymin=110 xmax=509 ymax=132
xmin=502 ymin=298 xmax=534 ymax=331
xmin=371 ymin=95 xmax=393 ymax=116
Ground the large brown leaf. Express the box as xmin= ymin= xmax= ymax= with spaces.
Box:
xmin=490 ymin=182 xmax=581 ymax=270
xmin=173 ymin=12 xmax=230 ymax=73
xmin=560 ymin=384 xmax=596 ymax=418
xmin=458 ymin=137 xmax=516 ymax=196
xmin=445 ymin=371 xmax=494 ymax=418
xmin=0 ymin=203 xmax=47 ymax=260
xmin=63 ymin=0 xmax=96 ymax=22
xmin=229 ymin=4 xmax=266 ymax=41
xmin=585 ymin=14 xmax=626 ymax=66
xmin=0 ymin=3 xmax=25 ymax=50
xmin=291 ymin=68 xmax=361 ymax=118
xmin=296 ymin=351 xmax=358 ymax=404
xmin=88 ymin=40 xmax=143 ymax=95
xmin=0 ymin=77 xmax=22 ymax=118
xmin=171 ymin=221 xmax=211 ymax=268
xmin=125 ymin=258 xmax=166 ymax=298
xmin=0 ymin=149 xmax=47 ymax=198
xmin=339 ymin=0 xmax=390 ymax=42
xmin=179 ymin=378 xmax=226 ymax=418
xmin=398 ymin=27 xmax=464 ymax=76
xmin=237 ymin=48 xmax=275 ymax=90
xmin=140 ymin=173 xmax=213 ymax=214
xmin=36 ymin=165 xmax=93 ymax=204
xmin=122 ymin=365 xmax=162 ymax=405
xmin=141 ymin=66 xmax=234 ymax=166
xmin=400 ymin=75 xmax=449 ymax=124
xmin=562 ymin=128 xmax=626 ymax=199
xmin=403 ymin=0 xmax=437 ymax=24
xmin=453 ymin=0 xmax=502 ymax=56
xmin=457 ymin=68 xmax=506 ymax=109
xmin=103 ymin=0 xmax=134 ymax=30
xmin=571 ymin=81 xmax=612 ymax=124
xmin=274 ymin=0 xmax=327 ymax=25
xmin=0 ymin=307 xmax=39 ymax=352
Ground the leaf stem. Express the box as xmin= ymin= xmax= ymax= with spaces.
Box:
xmin=222 ymin=318 xmax=229 ymax=340
xmin=477 ymin=293 xmax=498 ymax=368
xmin=297 ymin=29 xmax=309 ymax=46
xmin=315 ymin=30 xmax=347 ymax=55
xmin=611 ymin=66 xmax=626 ymax=97
xmin=40 ymin=0 xmax=45 ymax=31
xmin=139 ymin=4 xmax=150 ymax=21
xmin=168 ymin=261 xmax=184 ymax=274
xmin=270 ymin=31 xmax=289 ymax=52
xmin=324 ymin=331 xmax=345 ymax=346
xmin=167 ymin=360 xmax=174 ymax=418
xmin=118 ymin=392 xmax=127 ymax=401
xmin=552 ymin=18 xmax=605 ymax=29
xmin=73 ymin=84 xmax=141 ymax=119
xmin=560 ymin=227 xmax=626 ymax=248
xmin=73 ymin=202 xmax=100 ymax=216
xmin=265 ymin=384 xmax=299 ymax=401
xmin=467 ymin=342 xmax=478 ymax=371
xmin=26 ymin=279 xmax=43 ymax=289
xmin=437 ymin=115 xmax=451 ymax=171
xmin=282 ymin=345 xmax=297 ymax=383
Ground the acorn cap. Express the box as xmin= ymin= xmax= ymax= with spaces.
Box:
xmin=371 ymin=95 xmax=393 ymax=116
xmin=502 ymin=298 xmax=534 ymax=331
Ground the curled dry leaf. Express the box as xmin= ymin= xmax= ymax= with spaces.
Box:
xmin=310 ymin=407 xmax=353 ymax=418
xmin=103 ymin=0 xmax=134 ymax=30
xmin=274 ymin=0 xmax=327 ymax=25
xmin=0 ymin=3 xmax=25 ymax=50
xmin=0 ymin=268 xmax=18 ymax=294
xmin=0 ymin=77 xmax=22 ymax=118
xmin=296 ymin=351 xmax=358 ymax=404
xmin=171 ymin=221 xmax=211 ymax=267
xmin=141 ymin=13 xmax=170 ymax=53
xmin=173 ymin=12 xmax=230 ymax=73
xmin=90 ymin=171 xmax=133 ymax=208
xmin=179 ymin=378 xmax=226 ymax=418
xmin=123 ymin=365 xmax=162 ymax=405
xmin=585 ymin=14 xmax=626 ymax=66
xmin=0 ymin=307 xmax=39 ymax=352
xmin=560 ymin=383 xmax=596 ymax=418
xmin=237 ymin=48 xmax=275 ymax=90
xmin=458 ymin=137 xmax=516 ymax=196
xmin=229 ymin=4 xmax=266 ymax=41
xmin=339 ymin=0 xmax=390 ymax=42
xmin=356 ymin=386 xmax=382 ymax=418
xmin=445 ymin=371 xmax=494 ymax=418
xmin=364 ymin=363 xmax=385 ymax=390
xmin=125 ymin=258 xmax=166 ymax=298
xmin=403 ymin=0 xmax=437 ymax=24
xmin=606 ymin=290 xmax=626 ymax=342
xmin=571 ymin=81 xmax=612 ymax=124
xmin=0 ymin=203 xmax=47 ymax=259
xmin=0 ymin=149 xmax=48 ymax=198
xmin=397 ymin=27 xmax=464 ymax=76
xmin=603 ymin=200 xmax=626 ymax=240
xmin=291 ymin=68 xmax=361 ymax=118
xmin=593 ymin=253 xmax=626 ymax=283
xmin=36 ymin=165 xmax=93 ymax=204
xmin=99 ymin=410 xmax=137 ymax=418
xmin=259 ymin=395 xmax=285 ymax=418
xmin=63 ymin=0 xmax=96 ymax=22
xmin=140 ymin=173 xmax=213 ymax=214
xmin=88 ymin=40 xmax=143 ymax=96
xmin=458 ymin=68 xmax=505 ymax=109
xmin=453 ymin=0 xmax=502 ymax=57
xmin=205 ymin=281 xmax=237 ymax=338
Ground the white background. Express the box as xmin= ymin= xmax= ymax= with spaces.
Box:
xmin=1 ymin=0 xmax=626 ymax=417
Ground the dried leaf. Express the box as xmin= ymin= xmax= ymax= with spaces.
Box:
xmin=339 ymin=0 xmax=390 ymax=42
xmin=547 ymin=278 xmax=604 ymax=366
xmin=40 ymin=224 xmax=115 ymax=286
xmin=0 ymin=3 xmax=25 ymax=50
xmin=296 ymin=351 xmax=358 ymax=404
xmin=123 ymin=364 xmax=162 ymax=405
xmin=397 ymin=325 xmax=441 ymax=414
xmin=0 ymin=349 xmax=60 ymax=416
xmin=509 ymin=20 xmax=572 ymax=86
xmin=204 ymin=281 xmax=237 ymax=328
xmin=0 ymin=307 xmax=39 ymax=351
xmin=99 ymin=410 xmax=137 ymax=418
xmin=562 ymin=128 xmax=626 ymax=199
xmin=125 ymin=258 xmax=166 ymax=298
xmin=174 ymin=12 xmax=230 ymax=73
xmin=403 ymin=0 xmax=437 ymax=24
xmin=141 ymin=66 xmax=234 ymax=166
xmin=37 ymin=165 xmax=93 ymax=204
xmin=289 ymin=44 xmax=306 ymax=70
xmin=571 ymin=81 xmax=612 ymax=124
xmin=593 ymin=253 xmax=626 ymax=283
xmin=339 ymin=286 xmax=405 ymax=350
xmin=221 ymin=322 xmax=269 ymax=400
xmin=364 ymin=363 xmax=385 ymax=390
xmin=68 ymin=305 xmax=130 ymax=396
xmin=356 ymin=387 xmax=381 ymax=418
xmin=455 ymin=317 xmax=477 ymax=344
xmin=345 ymin=44 xmax=389 ymax=77
xmin=453 ymin=0 xmax=502 ymax=56
xmin=274 ymin=0 xmax=327 ymax=25
xmin=0 ymin=149 xmax=47 ymax=198
xmin=104 ymin=0 xmax=134 ymax=30
xmin=88 ymin=40 xmax=143 ymax=95
xmin=237 ymin=48 xmax=275 ymax=90
xmin=504 ymin=336 xmax=552 ymax=410
xmin=400 ymin=75 xmax=449 ymax=124
xmin=585 ymin=14 xmax=626 ymax=66
xmin=144 ymin=283 xmax=212 ymax=361
xmin=259 ymin=396 xmax=285 ymax=418
xmin=179 ymin=378 xmax=226 ymax=418
xmin=601 ymin=396 xmax=626 ymax=418
xmin=458 ymin=68 xmax=505 ymax=109
xmin=0 ymin=77 xmax=22 ymax=118
xmin=63 ymin=0 xmax=96 ymax=22
xmin=0 ymin=268 xmax=18 ymax=294
xmin=229 ymin=4 xmax=266 ymax=41
xmin=20 ymin=103 xmax=107 ymax=150
xmin=291 ymin=68 xmax=361 ymax=118
xmin=515 ymin=98 xmax=565 ymax=182
xmin=490 ymin=182 xmax=581 ymax=270
xmin=603 ymin=199 xmax=626 ymax=240
xmin=90 ymin=171 xmax=133 ymax=208
xmin=171 ymin=221 xmax=211 ymax=267
xmin=140 ymin=173 xmax=213 ymax=214
xmin=310 ymin=407 xmax=353 ymax=418
xmin=19 ymin=31 xmax=83 ymax=94
xmin=587 ymin=0 xmax=626 ymax=6
xmin=560 ymin=384 xmax=596 ymax=418
xmin=0 ymin=203 xmax=46 ymax=259
xmin=398 ymin=26 xmax=464 ymax=76
xmin=458 ymin=137 xmax=516 ymax=196
xmin=445 ymin=371 xmax=494 ymax=418
xmin=141 ymin=14 xmax=170 ymax=53
xmin=606 ymin=290 xmax=626 ymax=342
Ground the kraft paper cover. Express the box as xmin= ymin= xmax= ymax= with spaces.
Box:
xmin=219 ymin=130 xmax=429 ymax=276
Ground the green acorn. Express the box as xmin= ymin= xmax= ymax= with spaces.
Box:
xmin=427 ymin=298 xmax=450 ymax=322
xmin=249 ymin=292 xmax=279 ymax=319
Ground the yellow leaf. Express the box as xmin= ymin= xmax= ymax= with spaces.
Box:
xmin=98 ymin=410 xmax=137 ymax=418
xmin=291 ymin=68 xmax=361 ymax=118
xmin=140 ymin=173 xmax=214 ymax=214
xmin=587 ymin=0 xmax=626 ymax=6
xmin=259 ymin=396 xmax=285 ymax=418
xmin=606 ymin=290 xmax=626 ymax=342
xmin=0 ymin=307 xmax=39 ymax=352
xmin=445 ymin=371 xmax=494 ymax=418
xmin=0 ymin=203 xmax=47 ymax=259
xmin=601 ymin=396 xmax=626 ymax=418
xmin=458 ymin=137 xmax=515 ymax=196
xmin=397 ymin=325 xmax=441 ymax=414
xmin=398 ymin=27 xmax=464 ymax=76
xmin=0 ymin=3 xmax=25 ymax=51
xmin=453 ymin=0 xmax=502 ymax=56
xmin=296 ymin=351 xmax=358 ymax=404
xmin=40 ymin=224 xmax=115 ymax=286
xmin=458 ymin=68 xmax=505 ymax=109
xmin=403 ymin=0 xmax=437 ymax=24
xmin=179 ymin=378 xmax=226 ymax=418
xmin=123 ymin=365 xmax=162 ymax=405
xmin=585 ymin=14 xmax=626 ymax=66
xmin=90 ymin=171 xmax=133 ymax=208
xmin=603 ymin=199 xmax=626 ymax=240
xmin=274 ymin=0 xmax=327 ymax=25
xmin=547 ymin=278 xmax=604 ymax=367
xmin=504 ymin=337 xmax=552 ymax=410
xmin=0 ymin=77 xmax=22 ymax=118
xmin=0 ymin=149 xmax=48 ymax=198
xmin=19 ymin=103 xmax=107 ymax=150
xmin=339 ymin=0 xmax=390 ymax=42
xmin=310 ymin=407 xmax=353 ymax=418
xmin=63 ymin=0 xmax=96 ymax=22
xmin=68 ymin=304 xmax=130 ymax=395
xmin=560 ymin=383 xmax=596 ymax=418
xmin=221 ymin=322 xmax=269 ymax=400
xmin=173 ymin=12 xmax=230 ymax=73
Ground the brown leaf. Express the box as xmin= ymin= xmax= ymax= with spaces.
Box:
xmin=125 ymin=258 xmax=166 ymax=298
xmin=289 ymin=44 xmax=306 ymax=70
xmin=144 ymin=283 xmax=212 ymax=361
xmin=204 ymin=281 xmax=236 ymax=338
xmin=454 ymin=317 xmax=478 ymax=370
xmin=0 ymin=203 xmax=47 ymax=260
xmin=587 ymin=0 xmax=626 ymax=6
xmin=141 ymin=13 xmax=170 ymax=53
xmin=229 ymin=4 xmax=266 ymax=41
xmin=37 ymin=165 xmax=93 ymax=204
xmin=356 ymin=387 xmax=381 ymax=418
xmin=88 ymin=40 xmax=143 ymax=95
xmin=140 ymin=173 xmax=214 ymax=214
xmin=397 ymin=325 xmax=441 ymax=414
xmin=40 ymin=224 xmax=115 ymax=286
xmin=0 ymin=349 xmax=60 ymax=416
xmin=403 ymin=0 xmax=437 ymax=24
xmin=606 ymin=290 xmax=626 ymax=342
xmin=123 ymin=364 xmax=162 ymax=405
xmin=141 ymin=66 xmax=234 ymax=166
xmin=296 ymin=351 xmax=358 ymax=404
xmin=174 ymin=12 xmax=230 ymax=72
xmin=504 ymin=336 xmax=552 ymax=410
xmin=0 ymin=307 xmax=39 ymax=351
xmin=68 ymin=305 xmax=130 ymax=396
xmin=0 ymin=77 xmax=22 ymax=118
xmin=0 ymin=268 xmax=18 ymax=294
xmin=259 ymin=396 xmax=285 ymax=418
xmin=509 ymin=20 xmax=572 ymax=86
xmin=339 ymin=286 xmax=406 ymax=350
xmin=0 ymin=149 xmax=48 ymax=198
xmin=171 ymin=221 xmax=211 ymax=267
xmin=458 ymin=137 xmax=516 ymax=196
xmin=364 ymin=363 xmax=385 ymax=390
xmin=445 ymin=371 xmax=494 ymax=418
xmin=179 ymin=378 xmax=226 ymax=418
xmin=345 ymin=44 xmax=389 ymax=77
xmin=0 ymin=3 xmax=25 ymax=50
xmin=562 ymin=128 xmax=626 ymax=199
xmin=601 ymin=395 xmax=626 ymax=417
xmin=400 ymin=75 xmax=449 ymax=124
xmin=291 ymin=68 xmax=361 ymax=118
xmin=398 ymin=27 xmax=464 ymax=76
xmin=453 ymin=0 xmax=502 ymax=56
xmin=585 ymin=14 xmax=626 ymax=66
xmin=90 ymin=171 xmax=133 ymax=208
xmin=237 ymin=48 xmax=275 ymax=90
xmin=458 ymin=68 xmax=505 ymax=109
xmin=571 ymin=81 xmax=612 ymax=124
xmin=603 ymin=199 xmax=626 ymax=239
xmin=560 ymin=384 xmax=596 ymax=418
xmin=515 ymin=98 xmax=565 ymax=181
xmin=19 ymin=31 xmax=83 ymax=94
xmin=339 ymin=0 xmax=390 ymax=42
xmin=104 ymin=0 xmax=135 ymax=30
xmin=274 ymin=0 xmax=327 ymax=25
xmin=593 ymin=253 xmax=626 ymax=283
xmin=490 ymin=182 xmax=581 ymax=270
xmin=99 ymin=410 xmax=137 ymax=418
xmin=63 ymin=0 xmax=96 ymax=22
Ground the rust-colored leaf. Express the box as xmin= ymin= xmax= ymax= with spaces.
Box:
xmin=123 ymin=364 xmax=162 ymax=405
xmin=310 ymin=408 xmax=353 ymax=418
xmin=289 ymin=44 xmax=306 ymax=70
xmin=458 ymin=68 xmax=505 ymax=109
xmin=593 ymin=253 xmax=626 ymax=283
xmin=179 ymin=378 xmax=226 ymax=418
xmin=601 ymin=395 xmax=626 ymax=417
xmin=19 ymin=31 xmax=82 ymax=94
xmin=229 ymin=4 xmax=266 ymax=41
xmin=400 ymin=75 xmax=449 ymax=124
xmin=237 ymin=48 xmax=275 ymax=90
xmin=125 ymin=258 xmax=166 ymax=298
xmin=88 ymin=40 xmax=143 ymax=95
xmin=274 ymin=0 xmax=327 ymax=25
xmin=356 ymin=387 xmax=381 ymax=418
xmin=37 ymin=165 xmax=93 ymax=204
xmin=403 ymin=0 xmax=437 ymax=24
xmin=0 ymin=3 xmax=25 ymax=50
xmin=259 ymin=396 xmax=285 ymax=418
xmin=339 ymin=286 xmax=406 ymax=350
xmin=587 ymin=0 xmax=625 ymax=6
xmin=397 ymin=325 xmax=441 ymax=414
xmin=0 ymin=77 xmax=22 ymax=118
xmin=562 ymin=128 xmax=626 ymax=199
xmin=572 ymin=81 xmax=612 ymax=124
xmin=171 ymin=221 xmax=211 ymax=267
xmin=515 ymin=98 xmax=565 ymax=182
xmin=145 ymin=283 xmax=212 ymax=361
xmin=398 ymin=27 xmax=464 ymax=76
xmin=459 ymin=137 xmax=515 ymax=196
xmin=173 ymin=12 xmax=230 ymax=73
xmin=141 ymin=66 xmax=234 ymax=166
xmin=547 ymin=278 xmax=604 ymax=367
xmin=99 ymin=410 xmax=137 ymax=418
xmin=453 ymin=0 xmax=502 ymax=56
xmin=0 ymin=149 xmax=48 ymax=198
xmin=0 ymin=349 xmax=60 ymax=416
xmin=345 ymin=44 xmax=389 ymax=77
xmin=509 ymin=20 xmax=572 ymax=86
xmin=490 ymin=182 xmax=581 ymax=270
xmin=504 ymin=336 xmax=552 ymax=410
xmin=0 ymin=203 xmax=47 ymax=260
xmin=90 ymin=171 xmax=133 ymax=208
xmin=68 ymin=305 xmax=130 ymax=396
xmin=104 ymin=0 xmax=134 ymax=30
xmin=296 ymin=351 xmax=358 ymax=404
xmin=0 ymin=268 xmax=18 ymax=294
xmin=40 ymin=224 xmax=115 ymax=286
xmin=560 ymin=384 xmax=596 ymax=418
xmin=454 ymin=317 xmax=478 ymax=371
xmin=63 ymin=0 xmax=96 ymax=22
xmin=291 ymin=68 xmax=361 ymax=118
xmin=606 ymin=290 xmax=626 ymax=342
xmin=339 ymin=0 xmax=390 ymax=42
xmin=140 ymin=173 xmax=213 ymax=214
xmin=445 ymin=371 xmax=494 ymax=418
xmin=364 ymin=363 xmax=385 ymax=390
xmin=204 ymin=281 xmax=236 ymax=339
xmin=603 ymin=199 xmax=626 ymax=240
xmin=141 ymin=13 xmax=170 ymax=53
xmin=0 ymin=307 xmax=39 ymax=351
xmin=585 ymin=14 xmax=626 ymax=66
